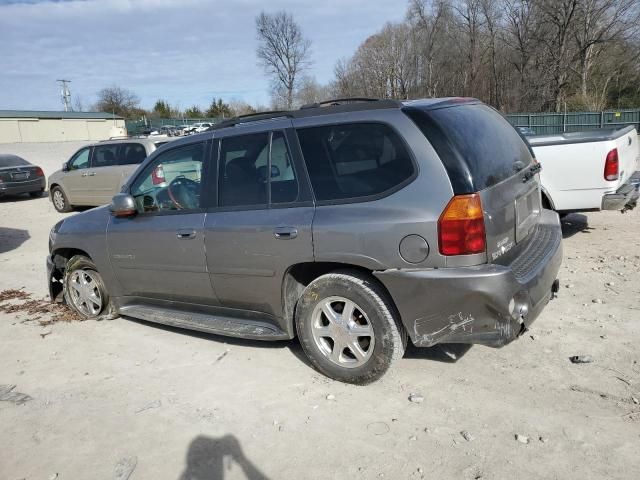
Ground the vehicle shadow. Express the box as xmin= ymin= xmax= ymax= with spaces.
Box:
xmin=0 ymin=193 xmax=40 ymax=203
xmin=124 ymin=316 xmax=467 ymax=368
xmin=404 ymin=343 xmax=472 ymax=362
xmin=123 ymin=316 xmax=313 ymax=367
xmin=177 ymin=434 xmax=270 ymax=480
xmin=0 ymin=227 xmax=30 ymax=254
xmin=560 ymin=213 xmax=593 ymax=238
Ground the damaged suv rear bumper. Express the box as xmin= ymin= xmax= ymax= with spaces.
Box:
xmin=375 ymin=210 xmax=563 ymax=348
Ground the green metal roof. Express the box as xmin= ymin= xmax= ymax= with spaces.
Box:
xmin=0 ymin=110 xmax=123 ymax=120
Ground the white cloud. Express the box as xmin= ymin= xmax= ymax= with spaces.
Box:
xmin=0 ymin=0 xmax=406 ymax=111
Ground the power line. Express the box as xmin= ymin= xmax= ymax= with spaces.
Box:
xmin=57 ymin=79 xmax=71 ymax=112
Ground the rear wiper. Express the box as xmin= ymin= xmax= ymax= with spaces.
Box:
xmin=522 ymin=163 xmax=542 ymax=183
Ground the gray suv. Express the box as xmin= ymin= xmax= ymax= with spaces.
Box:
xmin=47 ymin=98 xmax=562 ymax=384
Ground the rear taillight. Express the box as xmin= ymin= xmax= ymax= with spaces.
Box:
xmin=438 ymin=193 xmax=486 ymax=256
xmin=35 ymin=167 xmax=44 ymax=177
xmin=151 ymin=165 xmax=166 ymax=185
xmin=604 ymin=148 xmax=619 ymax=181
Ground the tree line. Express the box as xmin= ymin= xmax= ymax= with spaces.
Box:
xmin=333 ymin=0 xmax=640 ymax=112
xmin=90 ymin=0 xmax=640 ymax=119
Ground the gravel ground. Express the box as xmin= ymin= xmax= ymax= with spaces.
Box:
xmin=1 ymin=142 xmax=639 ymax=480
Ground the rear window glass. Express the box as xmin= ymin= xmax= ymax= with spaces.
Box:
xmin=0 ymin=155 xmax=29 ymax=167
xmin=297 ymin=123 xmax=415 ymax=202
xmin=404 ymin=104 xmax=533 ymax=193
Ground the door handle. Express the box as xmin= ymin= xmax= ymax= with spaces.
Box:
xmin=273 ymin=226 xmax=298 ymax=239
xmin=81 ymin=172 xmax=96 ymax=177
xmin=176 ymin=229 xmax=196 ymax=240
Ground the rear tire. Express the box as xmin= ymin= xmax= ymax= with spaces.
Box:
xmin=51 ymin=186 xmax=72 ymax=213
xmin=295 ymin=270 xmax=406 ymax=384
xmin=63 ymin=255 xmax=110 ymax=319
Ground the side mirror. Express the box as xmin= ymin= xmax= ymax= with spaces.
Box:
xmin=62 ymin=162 xmax=69 ymax=172
xmin=110 ymin=193 xmax=137 ymax=217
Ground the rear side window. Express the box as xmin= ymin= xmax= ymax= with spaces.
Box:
xmin=297 ymin=123 xmax=415 ymax=202
xmin=92 ymin=144 xmax=119 ymax=168
xmin=120 ymin=143 xmax=147 ymax=165
xmin=404 ymin=104 xmax=533 ymax=193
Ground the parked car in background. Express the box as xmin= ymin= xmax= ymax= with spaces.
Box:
xmin=47 ymin=97 xmax=562 ymax=384
xmin=192 ymin=122 xmax=213 ymax=133
xmin=525 ymin=126 xmax=639 ymax=214
xmin=48 ymin=138 xmax=168 ymax=213
xmin=517 ymin=126 xmax=536 ymax=136
xmin=0 ymin=154 xmax=46 ymax=199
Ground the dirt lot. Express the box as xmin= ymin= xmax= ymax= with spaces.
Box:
xmin=1 ymin=141 xmax=639 ymax=480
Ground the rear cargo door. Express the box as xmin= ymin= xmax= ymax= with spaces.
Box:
xmin=404 ymin=102 xmax=541 ymax=263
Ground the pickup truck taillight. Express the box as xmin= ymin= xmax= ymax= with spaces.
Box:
xmin=152 ymin=165 xmax=166 ymax=185
xmin=604 ymin=148 xmax=619 ymax=181
xmin=438 ymin=194 xmax=486 ymax=256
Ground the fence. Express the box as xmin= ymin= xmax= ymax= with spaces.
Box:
xmin=125 ymin=117 xmax=223 ymax=135
xmin=505 ymin=109 xmax=640 ymax=135
xmin=124 ymin=109 xmax=640 ymax=136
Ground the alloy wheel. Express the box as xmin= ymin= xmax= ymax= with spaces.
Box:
xmin=68 ymin=270 xmax=103 ymax=316
xmin=53 ymin=190 xmax=65 ymax=211
xmin=311 ymin=296 xmax=375 ymax=368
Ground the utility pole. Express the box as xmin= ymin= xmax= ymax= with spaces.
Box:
xmin=57 ymin=79 xmax=71 ymax=111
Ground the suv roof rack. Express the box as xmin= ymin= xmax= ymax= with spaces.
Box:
xmin=208 ymin=110 xmax=293 ymax=131
xmin=299 ymin=97 xmax=385 ymax=109
xmin=208 ymin=98 xmax=402 ymax=132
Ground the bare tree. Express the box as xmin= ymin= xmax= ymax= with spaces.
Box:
xmin=573 ymin=0 xmax=639 ymax=101
xmin=408 ymin=0 xmax=450 ymax=97
xmin=256 ymin=11 xmax=311 ymax=109
xmin=329 ymin=0 xmax=640 ymax=111
xmin=72 ymin=95 xmax=85 ymax=112
xmin=95 ymin=86 xmax=140 ymax=118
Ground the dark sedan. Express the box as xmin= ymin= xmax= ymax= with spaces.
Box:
xmin=0 ymin=154 xmax=46 ymax=198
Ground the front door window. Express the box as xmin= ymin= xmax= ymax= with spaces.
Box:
xmin=130 ymin=143 xmax=205 ymax=213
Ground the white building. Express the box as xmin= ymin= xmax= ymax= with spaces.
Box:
xmin=0 ymin=110 xmax=126 ymax=143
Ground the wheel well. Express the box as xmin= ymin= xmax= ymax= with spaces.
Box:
xmin=541 ymin=190 xmax=553 ymax=210
xmin=51 ymin=248 xmax=92 ymax=269
xmin=282 ymin=262 xmax=394 ymax=337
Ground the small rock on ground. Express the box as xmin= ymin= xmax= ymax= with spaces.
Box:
xmin=460 ymin=430 xmax=475 ymax=442
xmin=515 ymin=434 xmax=530 ymax=444
xmin=408 ymin=393 xmax=424 ymax=403
xmin=114 ymin=456 xmax=137 ymax=480
xmin=569 ymin=355 xmax=594 ymax=364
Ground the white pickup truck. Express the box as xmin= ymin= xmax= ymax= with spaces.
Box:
xmin=526 ymin=126 xmax=640 ymax=214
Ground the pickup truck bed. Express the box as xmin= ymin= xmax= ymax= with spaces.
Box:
xmin=527 ymin=126 xmax=639 ymax=212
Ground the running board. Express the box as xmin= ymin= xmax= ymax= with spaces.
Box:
xmin=119 ymin=305 xmax=289 ymax=341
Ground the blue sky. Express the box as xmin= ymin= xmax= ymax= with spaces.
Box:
xmin=0 ymin=0 xmax=407 ymax=111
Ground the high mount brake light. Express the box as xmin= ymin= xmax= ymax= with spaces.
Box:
xmin=438 ymin=194 xmax=486 ymax=256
